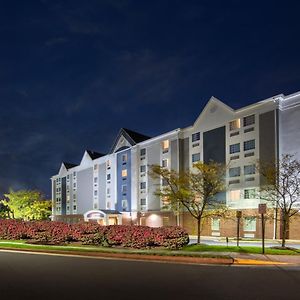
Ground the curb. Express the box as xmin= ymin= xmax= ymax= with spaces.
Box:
xmin=0 ymin=247 xmax=294 ymax=266
xmin=0 ymin=247 xmax=234 ymax=265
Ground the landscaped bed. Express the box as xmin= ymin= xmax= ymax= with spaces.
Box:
xmin=0 ymin=220 xmax=189 ymax=249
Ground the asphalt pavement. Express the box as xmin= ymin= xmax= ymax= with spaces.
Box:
xmin=0 ymin=250 xmax=300 ymax=300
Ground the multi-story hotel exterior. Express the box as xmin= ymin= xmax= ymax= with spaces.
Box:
xmin=51 ymin=90 xmax=300 ymax=239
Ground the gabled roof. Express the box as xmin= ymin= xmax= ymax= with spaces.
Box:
xmin=86 ymin=150 xmax=105 ymax=160
xmin=62 ymin=162 xmax=77 ymax=170
xmin=110 ymin=128 xmax=151 ymax=153
xmin=122 ymin=128 xmax=151 ymax=144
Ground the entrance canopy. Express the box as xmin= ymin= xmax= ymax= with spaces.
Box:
xmin=84 ymin=209 xmax=122 ymax=225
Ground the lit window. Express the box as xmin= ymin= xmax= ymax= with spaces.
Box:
xmin=230 ymin=143 xmax=240 ymax=154
xmin=192 ymin=153 xmax=200 ymax=163
xmin=229 ymin=119 xmax=241 ymax=131
xmin=192 ymin=132 xmax=200 ymax=142
xmin=162 ymin=159 xmax=168 ymax=168
xmin=140 ymin=148 xmax=146 ymax=156
xmin=229 ymin=190 xmax=240 ymax=201
xmin=244 ymin=139 xmax=255 ymax=151
xmin=140 ymin=182 xmax=146 ymax=189
xmin=244 ymin=164 xmax=255 ymax=175
xmin=244 ymin=217 xmax=256 ymax=231
xmin=244 ymin=189 xmax=256 ymax=199
xmin=162 ymin=140 xmax=169 ymax=151
xmin=140 ymin=165 xmax=146 ymax=173
xmin=211 ymin=218 xmax=220 ymax=231
xmin=243 ymin=114 xmax=255 ymax=127
xmin=229 ymin=167 xmax=241 ymax=177
xmin=122 ymin=169 xmax=127 ymax=177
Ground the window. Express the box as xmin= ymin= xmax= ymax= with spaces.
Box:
xmin=162 ymin=140 xmax=169 ymax=152
xmin=73 ymin=205 xmax=77 ymax=210
xmin=106 ymin=201 xmax=111 ymax=209
xmin=73 ymin=172 xmax=76 ymax=178
xmin=244 ymin=139 xmax=255 ymax=151
xmin=229 ymin=119 xmax=241 ymax=131
xmin=140 ymin=182 xmax=146 ymax=189
xmin=162 ymin=159 xmax=168 ymax=168
xmin=230 ymin=143 xmax=240 ymax=154
xmin=94 ymin=190 xmax=98 ymax=196
xmin=192 ymin=153 xmax=200 ymax=163
xmin=107 ymin=188 xmax=110 ymax=195
xmin=94 ymin=164 xmax=98 ymax=170
xmin=140 ymin=165 xmax=146 ymax=173
xmin=107 ymin=174 xmax=111 ymax=181
xmin=244 ymin=164 xmax=255 ymax=175
xmin=106 ymin=160 xmax=111 ymax=169
xmin=192 ymin=132 xmax=200 ymax=142
xmin=73 ymin=183 xmax=76 ymax=188
xmin=140 ymin=148 xmax=146 ymax=156
xmin=140 ymin=198 xmax=146 ymax=206
xmin=93 ymin=203 xmax=98 ymax=209
xmin=122 ymin=185 xmax=127 ymax=193
xmin=229 ymin=167 xmax=240 ymax=177
xmin=244 ymin=217 xmax=256 ymax=231
xmin=243 ymin=114 xmax=255 ymax=127
xmin=94 ymin=177 xmax=98 ymax=183
xmin=122 ymin=200 xmax=128 ymax=210
xmin=211 ymin=218 xmax=220 ymax=231
xmin=229 ymin=190 xmax=240 ymax=201
xmin=122 ymin=169 xmax=127 ymax=177
xmin=122 ymin=154 xmax=127 ymax=162
xmin=244 ymin=189 xmax=256 ymax=199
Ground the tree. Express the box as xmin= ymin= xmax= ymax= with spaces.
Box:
xmin=259 ymin=154 xmax=300 ymax=247
xmin=0 ymin=190 xmax=51 ymax=221
xmin=150 ymin=161 xmax=226 ymax=244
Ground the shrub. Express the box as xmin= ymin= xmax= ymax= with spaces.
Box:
xmin=0 ymin=220 xmax=189 ymax=249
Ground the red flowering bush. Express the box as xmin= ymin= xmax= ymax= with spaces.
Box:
xmin=0 ymin=220 xmax=189 ymax=249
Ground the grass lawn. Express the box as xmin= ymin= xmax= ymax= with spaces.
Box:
xmin=1 ymin=240 xmax=299 ymax=256
xmin=182 ymin=244 xmax=300 ymax=255
xmin=0 ymin=240 xmax=228 ymax=258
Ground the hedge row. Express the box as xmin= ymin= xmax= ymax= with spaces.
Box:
xmin=0 ymin=220 xmax=189 ymax=249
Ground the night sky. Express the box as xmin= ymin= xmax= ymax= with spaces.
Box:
xmin=1 ymin=0 xmax=300 ymax=198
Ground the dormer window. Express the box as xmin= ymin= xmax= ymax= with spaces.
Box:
xmin=162 ymin=140 xmax=169 ymax=153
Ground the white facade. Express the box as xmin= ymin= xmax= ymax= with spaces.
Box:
xmin=51 ymin=90 xmax=300 ymax=226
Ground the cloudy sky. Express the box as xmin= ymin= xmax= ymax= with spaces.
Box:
xmin=0 ymin=0 xmax=299 ymax=198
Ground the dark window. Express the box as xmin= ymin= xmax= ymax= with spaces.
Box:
xmin=192 ymin=153 xmax=200 ymax=163
xmin=244 ymin=139 xmax=255 ymax=151
xmin=140 ymin=148 xmax=146 ymax=156
xmin=192 ymin=132 xmax=200 ymax=142
xmin=230 ymin=143 xmax=240 ymax=154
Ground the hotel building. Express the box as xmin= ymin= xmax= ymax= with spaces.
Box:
xmin=51 ymin=90 xmax=300 ymax=239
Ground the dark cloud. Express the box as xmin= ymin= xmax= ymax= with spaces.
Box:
xmin=0 ymin=0 xmax=299 ymax=197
